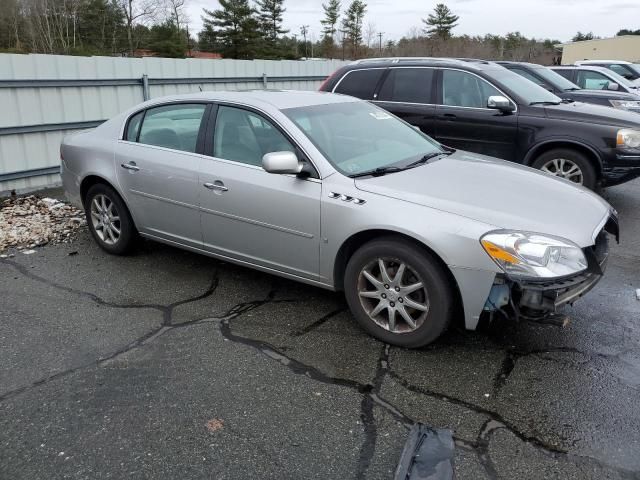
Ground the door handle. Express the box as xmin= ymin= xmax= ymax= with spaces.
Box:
xmin=204 ymin=182 xmax=228 ymax=192
xmin=439 ymin=113 xmax=457 ymax=120
xmin=120 ymin=162 xmax=140 ymax=171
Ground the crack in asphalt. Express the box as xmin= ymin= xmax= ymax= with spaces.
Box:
xmin=290 ymin=308 xmax=347 ymax=336
xmin=2 ymin=257 xmax=639 ymax=478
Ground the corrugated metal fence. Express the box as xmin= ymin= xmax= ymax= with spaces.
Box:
xmin=0 ymin=54 xmax=349 ymax=193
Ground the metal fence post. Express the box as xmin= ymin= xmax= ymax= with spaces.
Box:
xmin=262 ymin=73 xmax=268 ymax=89
xmin=141 ymin=74 xmax=150 ymax=101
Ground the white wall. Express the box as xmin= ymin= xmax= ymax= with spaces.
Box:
xmin=0 ymin=54 xmax=348 ymax=193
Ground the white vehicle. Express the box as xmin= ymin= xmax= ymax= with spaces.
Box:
xmin=574 ymin=60 xmax=640 ymax=87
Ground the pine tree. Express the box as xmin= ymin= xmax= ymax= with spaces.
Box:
xmin=321 ymin=0 xmax=341 ymax=39
xmin=341 ymin=0 xmax=366 ymax=58
xmin=422 ymin=3 xmax=459 ymax=40
xmin=201 ymin=0 xmax=260 ymax=59
xmin=256 ymin=0 xmax=288 ymax=42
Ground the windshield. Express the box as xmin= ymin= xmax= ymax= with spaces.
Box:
xmin=629 ymin=64 xmax=640 ymax=76
xmin=283 ymin=101 xmax=442 ymax=176
xmin=533 ymin=67 xmax=581 ymax=91
xmin=484 ymin=68 xmax=563 ymax=104
xmin=601 ymin=69 xmax=637 ymax=88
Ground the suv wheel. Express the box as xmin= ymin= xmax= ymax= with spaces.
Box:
xmin=344 ymin=237 xmax=454 ymax=348
xmin=531 ymin=148 xmax=597 ymax=189
xmin=85 ymin=183 xmax=137 ymax=255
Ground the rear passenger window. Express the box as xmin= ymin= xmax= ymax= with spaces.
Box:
xmin=334 ymin=69 xmax=385 ymax=99
xmin=378 ymin=68 xmax=433 ymax=103
xmin=553 ymin=70 xmax=574 ymax=81
xmin=137 ymin=104 xmax=207 ymax=153
xmin=125 ymin=111 xmax=144 ymax=141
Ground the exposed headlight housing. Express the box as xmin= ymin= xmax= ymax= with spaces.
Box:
xmin=616 ymin=128 xmax=640 ymax=148
xmin=480 ymin=230 xmax=587 ymax=279
xmin=610 ymin=100 xmax=640 ymax=111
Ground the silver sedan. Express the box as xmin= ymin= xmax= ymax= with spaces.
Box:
xmin=61 ymin=91 xmax=618 ymax=347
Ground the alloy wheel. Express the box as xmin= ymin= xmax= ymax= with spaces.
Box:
xmin=90 ymin=194 xmax=121 ymax=245
xmin=357 ymin=257 xmax=430 ymax=333
xmin=540 ymin=158 xmax=584 ymax=184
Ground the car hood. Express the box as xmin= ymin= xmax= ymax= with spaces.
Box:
xmin=354 ymin=151 xmax=611 ymax=247
xmin=541 ymin=101 xmax=640 ymax=126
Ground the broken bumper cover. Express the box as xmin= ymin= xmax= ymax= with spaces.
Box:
xmin=484 ymin=213 xmax=617 ymax=320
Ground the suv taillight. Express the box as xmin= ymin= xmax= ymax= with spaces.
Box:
xmin=319 ymin=70 xmax=340 ymax=91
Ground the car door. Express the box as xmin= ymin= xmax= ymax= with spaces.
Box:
xmin=372 ymin=67 xmax=437 ymax=136
xmin=115 ymin=103 xmax=209 ymax=248
xmin=575 ymin=69 xmax=615 ymax=91
xmin=433 ymin=68 xmax=518 ymax=161
xmin=198 ymin=104 xmax=322 ymax=280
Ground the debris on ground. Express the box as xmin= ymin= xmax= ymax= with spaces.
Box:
xmin=0 ymin=195 xmax=86 ymax=252
xmin=205 ymin=418 xmax=225 ymax=433
xmin=636 ymin=289 xmax=640 ymax=301
xmin=394 ymin=424 xmax=454 ymax=480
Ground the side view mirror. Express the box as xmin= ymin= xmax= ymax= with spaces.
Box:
xmin=607 ymin=82 xmax=619 ymax=91
xmin=487 ymin=95 xmax=515 ymax=113
xmin=262 ymin=151 xmax=302 ymax=175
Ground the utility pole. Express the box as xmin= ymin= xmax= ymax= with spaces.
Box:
xmin=378 ymin=32 xmax=384 ymax=55
xmin=300 ymin=25 xmax=309 ymax=58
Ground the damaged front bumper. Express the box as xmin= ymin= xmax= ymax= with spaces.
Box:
xmin=483 ymin=214 xmax=617 ymax=322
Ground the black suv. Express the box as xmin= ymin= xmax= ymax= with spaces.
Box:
xmin=496 ymin=61 xmax=640 ymax=114
xmin=319 ymin=58 xmax=640 ymax=189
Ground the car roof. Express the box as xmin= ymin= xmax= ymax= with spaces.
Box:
xmin=140 ymin=90 xmax=358 ymax=111
xmin=552 ymin=65 xmax=614 ymax=73
xmin=495 ymin=61 xmax=546 ymax=69
xmin=347 ymin=57 xmax=505 ymax=72
xmin=575 ymin=60 xmax=631 ymax=65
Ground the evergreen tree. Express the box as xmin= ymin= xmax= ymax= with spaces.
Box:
xmin=201 ymin=0 xmax=260 ymax=59
xmin=321 ymin=0 xmax=341 ymax=39
xmin=422 ymin=3 xmax=459 ymax=40
xmin=148 ymin=20 xmax=187 ymax=57
xmin=256 ymin=0 xmax=288 ymax=42
xmin=341 ymin=0 xmax=366 ymax=58
xmin=572 ymin=31 xmax=595 ymax=42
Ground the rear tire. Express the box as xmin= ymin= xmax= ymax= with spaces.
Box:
xmin=84 ymin=183 xmax=137 ymax=255
xmin=344 ymin=237 xmax=454 ymax=348
xmin=531 ymin=148 xmax=597 ymax=190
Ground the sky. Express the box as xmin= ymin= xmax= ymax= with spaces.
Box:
xmin=184 ymin=0 xmax=639 ymax=43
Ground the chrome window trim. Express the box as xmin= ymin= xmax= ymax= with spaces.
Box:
xmin=330 ymin=67 xmax=387 ymax=95
xmin=118 ymin=98 xmax=324 ymax=181
xmin=440 ymin=67 xmax=519 ymax=113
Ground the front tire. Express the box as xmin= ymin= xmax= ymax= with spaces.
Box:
xmin=84 ymin=183 xmax=137 ymax=255
xmin=531 ymin=148 xmax=597 ymax=190
xmin=344 ymin=237 xmax=454 ymax=348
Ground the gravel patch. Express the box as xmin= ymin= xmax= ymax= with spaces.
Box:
xmin=0 ymin=195 xmax=86 ymax=253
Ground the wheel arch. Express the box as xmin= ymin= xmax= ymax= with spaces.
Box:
xmin=332 ymin=229 xmax=465 ymax=326
xmin=523 ymin=140 xmax=603 ymax=174
xmin=80 ymin=175 xmax=123 ymax=207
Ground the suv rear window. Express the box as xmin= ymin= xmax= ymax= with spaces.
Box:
xmin=334 ymin=69 xmax=385 ymax=99
xmin=377 ymin=68 xmax=433 ymax=104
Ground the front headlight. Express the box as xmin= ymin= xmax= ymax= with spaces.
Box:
xmin=610 ymin=100 xmax=640 ymax=110
xmin=616 ymin=128 xmax=640 ymax=148
xmin=480 ymin=230 xmax=587 ymax=279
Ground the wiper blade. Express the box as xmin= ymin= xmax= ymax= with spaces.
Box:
xmin=349 ymin=166 xmax=404 ymax=178
xmin=564 ymin=87 xmax=581 ymax=91
xmin=529 ymin=101 xmax=561 ymax=105
xmin=405 ymin=151 xmax=452 ymax=168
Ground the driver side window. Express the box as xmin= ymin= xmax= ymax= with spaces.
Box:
xmin=576 ymin=70 xmax=610 ymax=90
xmin=441 ymin=70 xmax=502 ymax=108
xmin=213 ymin=106 xmax=295 ymax=167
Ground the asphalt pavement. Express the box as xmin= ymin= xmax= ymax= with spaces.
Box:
xmin=1 ymin=179 xmax=639 ymax=479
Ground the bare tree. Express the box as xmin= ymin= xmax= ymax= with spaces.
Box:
xmin=118 ymin=0 xmax=158 ymax=55
xmin=364 ymin=21 xmax=376 ymax=48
